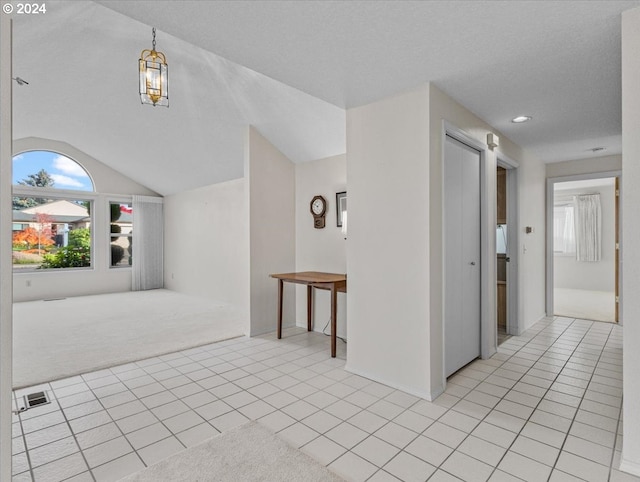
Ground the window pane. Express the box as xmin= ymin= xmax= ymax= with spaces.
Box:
xmin=110 ymin=202 xmax=132 ymax=268
xmin=13 ymin=151 xmax=94 ymax=191
xmin=12 ymin=197 xmax=91 ymax=271
xmin=553 ymin=205 xmax=575 ymax=254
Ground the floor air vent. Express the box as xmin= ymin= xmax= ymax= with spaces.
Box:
xmin=24 ymin=391 xmax=50 ymax=409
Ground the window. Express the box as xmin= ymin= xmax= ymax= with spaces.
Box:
xmin=110 ymin=202 xmax=133 ymax=268
xmin=12 ymin=151 xmax=93 ymax=191
xmin=12 ymin=196 xmax=92 ymax=271
xmin=553 ymin=204 xmax=576 ymax=255
xmin=12 ymin=151 xmax=94 ymax=271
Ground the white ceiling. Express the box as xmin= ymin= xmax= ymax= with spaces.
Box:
xmin=12 ymin=1 xmax=639 ymax=195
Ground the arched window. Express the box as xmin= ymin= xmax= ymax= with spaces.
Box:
xmin=12 ymin=151 xmax=94 ymax=271
xmin=12 ymin=150 xmax=94 ymax=191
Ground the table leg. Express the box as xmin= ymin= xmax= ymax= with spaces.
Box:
xmin=307 ymin=285 xmax=313 ymax=331
xmin=331 ymin=282 xmax=337 ymax=357
xmin=277 ymin=279 xmax=283 ymax=339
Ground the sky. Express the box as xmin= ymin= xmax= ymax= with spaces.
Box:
xmin=12 ymin=151 xmax=93 ymax=191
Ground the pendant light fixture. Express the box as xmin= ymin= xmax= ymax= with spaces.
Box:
xmin=139 ymin=27 xmax=169 ymax=107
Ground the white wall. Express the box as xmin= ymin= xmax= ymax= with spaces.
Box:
xmin=12 ymin=138 xmax=158 ymax=302
xmin=0 ymin=14 xmax=13 ymax=480
xmin=346 ymin=85 xmax=433 ymax=399
xmin=246 ymin=127 xmax=296 ymax=336
xmin=553 ymin=183 xmax=616 ymax=292
xmin=295 ymin=154 xmax=347 ymax=338
xmin=621 ymin=6 xmax=640 ymax=476
xmin=14 ymin=138 xmax=158 ymax=197
xmin=164 ymin=178 xmax=249 ymax=330
xmin=347 ymin=85 xmax=545 ymax=399
xmin=428 ymin=84 xmax=546 ymax=394
xmin=347 ymin=83 xmax=546 ymax=400
xmin=514 ymin=148 xmax=547 ymax=327
xmin=546 ymin=155 xmax=621 ymax=178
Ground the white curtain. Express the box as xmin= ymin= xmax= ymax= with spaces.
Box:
xmin=553 ymin=205 xmax=575 ymax=254
xmin=132 ymin=195 xmax=164 ymax=290
xmin=574 ymin=194 xmax=601 ymax=262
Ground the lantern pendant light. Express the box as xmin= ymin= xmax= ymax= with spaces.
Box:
xmin=139 ymin=27 xmax=169 ymax=107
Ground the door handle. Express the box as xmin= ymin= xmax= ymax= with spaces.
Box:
xmin=470 ymin=262 xmax=476 ymax=266
xmin=505 ymin=257 xmax=510 ymax=262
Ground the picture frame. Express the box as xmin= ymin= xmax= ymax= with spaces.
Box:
xmin=336 ymin=191 xmax=347 ymax=227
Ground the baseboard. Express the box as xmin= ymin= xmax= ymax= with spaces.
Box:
xmin=344 ymin=364 xmax=432 ymax=400
xmin=620 ymin=458 xmax=640 ymax=477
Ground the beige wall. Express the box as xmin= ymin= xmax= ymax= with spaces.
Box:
xmin=164 ymin=178 xmax=249 ymax=330
xmin=621 ymin=6 xmax=640 ymax=476
xmin=247 ymin=127 xmax=296 ymax=336
xmin=295 ymin=154 xmax=347 ymax=338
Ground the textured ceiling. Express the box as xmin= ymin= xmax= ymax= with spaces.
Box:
xmin=11 ymin=1 xmax=345 ymax=195
xmin=12 ymin=1 xmax=640 ymax=195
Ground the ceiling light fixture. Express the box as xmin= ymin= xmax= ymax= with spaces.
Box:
xmin=139 ymin=27 xmax=169 ymax=107
xmin=511 ymin=115 xmax=532 ymax=123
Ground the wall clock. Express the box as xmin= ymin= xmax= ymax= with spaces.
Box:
xmin=310 ymin=195 xmax=327 ymax=229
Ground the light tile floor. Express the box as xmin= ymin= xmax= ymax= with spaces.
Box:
xmin=11 ymin=316 xmax=640 ymax=482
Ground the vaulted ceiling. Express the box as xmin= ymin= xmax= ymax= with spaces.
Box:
xmin=12 ymin=1 xmax=639 ymax=195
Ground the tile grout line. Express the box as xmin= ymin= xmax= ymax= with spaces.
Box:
xmin=545 ymin=321 xmax=616 ymax=480
xmin=75 ymin=339 xmax=261 ymax=475
xmin=441 ymin=317 xmax=587 ymax=481
xmin=81 ymin=366 xmax=189 ymax=473
xmin=49 ymin=387 xmax=97 ymax=482
xmin=447 ymin=318 xmax=607 ymax=481
xmin=14 ymin=332 xmax=334 ymax=481
xmin=252 ymin=334 xmax=423 ymax=474
xmin=14 ymin=389 xmax=36 ymax=481
xmin=365 ymin=317 xmax=576 ymax=481
xmin=368 ymin=321 xmax=552 ymax=480
xmin=55 ymin=331 xmax=346 ymax=479
xmin=52 ymin=373 xmax=134 ymax=480
xmin=12 ymin=321 xmax=629 ymax=482
xmin=592 ymin=329 xmax=624 ymax=482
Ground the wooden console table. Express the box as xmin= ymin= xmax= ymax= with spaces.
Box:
xmin=269 ymin=271 xmax=347 ymax=357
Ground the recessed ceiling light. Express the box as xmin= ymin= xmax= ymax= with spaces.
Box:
xmin=511 ymin=115 xmax=532 ymax=123
xmin=590 ymin=147 xmax=606 ymax=153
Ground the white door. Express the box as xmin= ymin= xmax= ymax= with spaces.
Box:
xmin=444 ymin=134 xmax=481 ymax=377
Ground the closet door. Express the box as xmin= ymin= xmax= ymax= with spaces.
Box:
xmin=444 ymin=134 xmax=481 ymax=377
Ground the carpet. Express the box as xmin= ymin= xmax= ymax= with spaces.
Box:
xmin=119 ymin=421 xmax=345 ymax=482
xmin=554 ymin=288 xmax=615 ymax=323
xmin=13 ymin=289 xmax=246 ymax=389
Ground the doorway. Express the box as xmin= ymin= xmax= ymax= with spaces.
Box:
xmin=546 ymin=173 xmax=620 ymax=323
xmin=496 ymin=166 xmax=509 ymax=344
xmin=444 ymin=134 xmax=481 ymax=377
xmin=496 ymin=157 xmax=519 ymax=343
